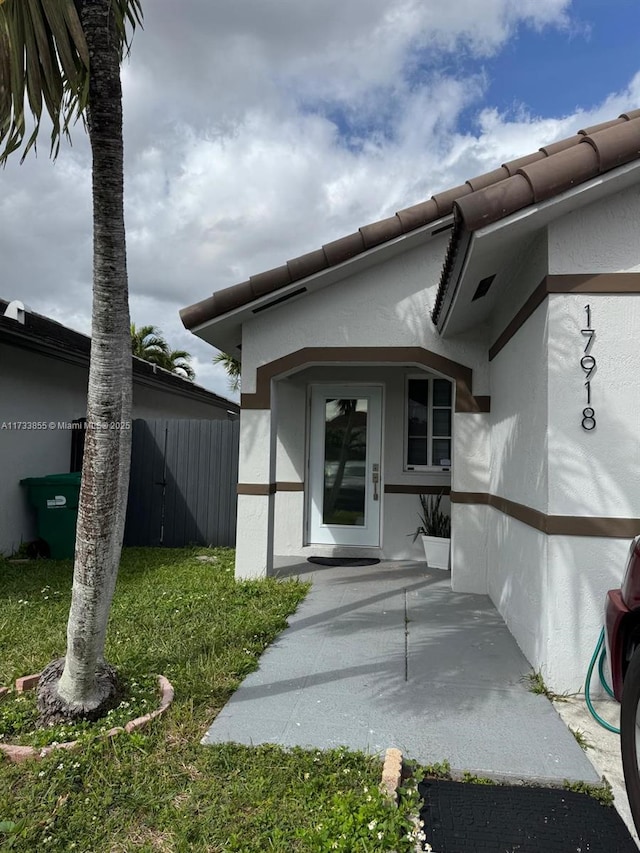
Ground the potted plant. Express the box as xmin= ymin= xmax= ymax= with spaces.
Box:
xmin=411 ymin=492 xmax=451 ymax=570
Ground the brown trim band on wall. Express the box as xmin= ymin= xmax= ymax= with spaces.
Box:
xmin=489 ymin=273 xmax=640 ymax=362
xmin=385 ymin=485 xmax=451 ymax=495
xmin=472 ymin=396 xmax=491 ymax=413
xmin=237 ymin=483 xmax=276 ymax=495
xmin=240 ymin=346 xmax=489 ymax=414
xmin=237 ymin=482 xmax=304 ymax=495
xmin=450 ymin=490 xmax=640 ymax=538
xmin=488 ymin=279 xmax=547 ymax=362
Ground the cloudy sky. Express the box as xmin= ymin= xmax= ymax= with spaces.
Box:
xmin=2 ymin=0 xmax=639 ymax=400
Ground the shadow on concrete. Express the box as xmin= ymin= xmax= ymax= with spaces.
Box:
xmin=203 ymin=561 xmax=599 ymax=783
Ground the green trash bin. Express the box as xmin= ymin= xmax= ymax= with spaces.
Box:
xmin=20 ymin=472 xmax=82 ymax=559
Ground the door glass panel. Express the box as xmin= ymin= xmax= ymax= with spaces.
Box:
xmin=323 ymin=398 xmax=367 ymax=526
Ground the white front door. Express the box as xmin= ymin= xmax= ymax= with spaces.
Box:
xmin=308 ymin=385 xmax=382 ymax=546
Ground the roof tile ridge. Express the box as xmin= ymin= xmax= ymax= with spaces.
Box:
xmin=453 ymin=115 xmax=640 ymax=218
xmin=580 ymin=114 xmax=640 ymax=172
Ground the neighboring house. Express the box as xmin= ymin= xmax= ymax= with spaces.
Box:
xmin=0 ymin=299 xmax=239 ymax=556
xmin=180 ymin=109 xmax=640 ymax=692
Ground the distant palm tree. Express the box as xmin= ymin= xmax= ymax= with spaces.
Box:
xmin=156 ymin=349 xmax=195 ymax=381
xmin=131 ymin=323 xmax=169 ymax=360
xmin=131 ymin=323 xmax=195 ymax=381
xmin=213 ymin=351 xmax=241 ymax=392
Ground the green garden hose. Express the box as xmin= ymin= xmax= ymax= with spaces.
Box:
xmin=585 ymin=628 xmax=620 ymax=734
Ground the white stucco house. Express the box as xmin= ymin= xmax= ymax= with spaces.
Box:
xmin=0 ymin=298 xmax=239 ymax=556
xmin=181 ymin=109 xmax=640 ymax=692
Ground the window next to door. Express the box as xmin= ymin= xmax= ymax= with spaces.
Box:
xmin=405 ymin=375 xmax=452 ymax=470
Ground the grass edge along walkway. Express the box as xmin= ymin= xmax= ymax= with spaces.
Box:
xmin=0 ymin=547 xmax=421 ymax=852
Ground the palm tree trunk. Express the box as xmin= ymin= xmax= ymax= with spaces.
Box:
xmin=38 ymin=0 xmax=132 ymax=721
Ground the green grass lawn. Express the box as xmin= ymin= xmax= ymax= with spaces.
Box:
xmin=0 ymin=548 xmax=418 ymax=852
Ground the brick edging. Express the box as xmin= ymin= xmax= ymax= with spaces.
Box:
xmin=381 ymin=748 xmax=431 ymax=853
xmin=381 ymin=747 xmax=403 ymax=802
xmin=0 ymin=673 xmax=174 ymax=763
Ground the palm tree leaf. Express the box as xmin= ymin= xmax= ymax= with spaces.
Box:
xmin=0 ymin=21 xmax=10 ymax=139
xmin=39 ymin=0 xmax=85 ymax=84
xmin=0 ymin=0 xmax=141 ymax=163
xmin=25 ymin=0 xmax=63 ymax=130
xmin=58 ymin=0 xmax=89 ymax=68
xmin=21 ymin=0 xmax=44 ymax=157
xmin=41 ymin=0 xmax=88 ymax=151
xmin=2 ymin=0 xmax=27 ymax=160
xmin=213 ymin=351 xmax=241 ymax=392
xmin=111 ymin=0 xmax=142 ymax=57
xmin=171 ymin=362 xmax=195 ymax=381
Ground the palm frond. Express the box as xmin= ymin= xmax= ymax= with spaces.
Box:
xmin=130 ymin=323 xmax=170 ymax=358
xmin=163 ymin=350 xmax=195 ymax=382
xmin=0 ymin=0 xmax=142 ymax=163
xmin=170 ymin=362 xmax=195 ymax=382
xmin=213 ymin=351 xmax=241 ymax=392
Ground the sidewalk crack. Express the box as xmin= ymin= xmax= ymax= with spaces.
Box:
xmin=404 ymin=588 xmax=409 ymax=682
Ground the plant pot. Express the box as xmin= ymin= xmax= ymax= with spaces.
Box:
xmin=421 ymin=535 xmax=450 ymax=570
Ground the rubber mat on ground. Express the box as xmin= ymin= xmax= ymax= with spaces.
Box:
xmin=418 ymin=778 xmax=637 ymax=852
xmin=306 ymin=557 xmax=380 ymax=567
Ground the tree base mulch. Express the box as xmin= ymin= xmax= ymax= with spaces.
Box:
xmin=307 ymin=557 xmax=380 ymax=567
xmin=36 ymin=657 xmax=122 ymax=726
xmin=418 ymin=778 xmax=638 ymax=853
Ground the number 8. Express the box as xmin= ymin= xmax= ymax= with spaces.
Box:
xmin=582 ymin=407 xmax=596 ymax=431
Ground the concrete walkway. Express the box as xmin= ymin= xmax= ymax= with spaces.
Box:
xmin=203 ymin=560 xmax=598 ymax=784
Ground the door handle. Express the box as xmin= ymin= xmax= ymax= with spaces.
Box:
xmin=372 ymin=463 xmax=379 ymax=501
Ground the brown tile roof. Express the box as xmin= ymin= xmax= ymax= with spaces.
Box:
xmin=180 ymin=110 xmax=640 ymax=332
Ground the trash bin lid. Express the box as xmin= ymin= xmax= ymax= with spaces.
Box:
xmin=20 ymin=472 xmax=82 ymax=486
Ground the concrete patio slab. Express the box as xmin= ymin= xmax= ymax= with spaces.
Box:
xmin=202 ymin=560 xmax=599 ymax=784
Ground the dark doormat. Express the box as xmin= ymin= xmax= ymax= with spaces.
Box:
xmin=306 ymin=557 xmax=380 ymax=567
xmin=418 ymin=779 xmax=638 ymax=853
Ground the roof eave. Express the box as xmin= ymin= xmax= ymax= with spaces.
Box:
xmin=435 ymin=157 xmax=640 ymax=336
xmin=187 ymin=213 xmax=455 ymax=355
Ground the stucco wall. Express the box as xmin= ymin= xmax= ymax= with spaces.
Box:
xmin=132 ymin=381 xmax=233 ymax=420
xmin=240 ymin=238 xmax=490 ymax=396
xmin=450 ymin=411 xmax=491 ymax=593
xmin=489 ymin=300 xmax=549 ymax=513
xmin=476 ymin=191 xmax=640 ymax=692
xmin=542 ymin=292 xmax=640 ymax=690
xmin=548 ymin=183 xmax=640 ymax=274
xmin=0 ymin=347 xmax=89 ymax=555
xmin=0 ymin=344 xmax=234 ymax=556
xmin=489 ymin=231 xmax=548 ymax=341
xmin=547 ymin=293 xmax=640 ymax=517
xmin=486 ymin=509 xmax=549 ymax=670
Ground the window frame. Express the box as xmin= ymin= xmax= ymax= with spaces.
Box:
xmin=404 ymin=373 xmax=452 ymax=472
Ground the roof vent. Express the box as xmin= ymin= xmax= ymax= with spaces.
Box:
xmin=252 ymin=287 xmax=307 ymax=314
xmin=472 ymin=275 xmax=495 ymax=302
xmin=3 ymin=300 xmax=26 ymax=323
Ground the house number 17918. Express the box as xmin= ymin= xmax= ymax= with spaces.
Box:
xmin=581 ymin=304 xmax=596 ymax=430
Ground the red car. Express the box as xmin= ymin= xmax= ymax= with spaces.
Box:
xmin=605 ymin=534 xmax=640 ymax=831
